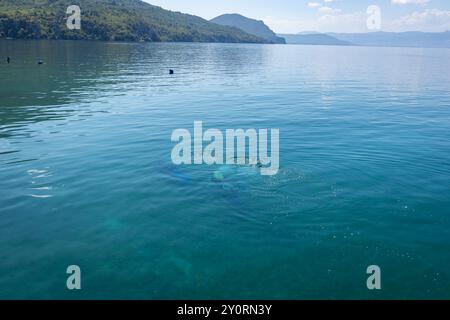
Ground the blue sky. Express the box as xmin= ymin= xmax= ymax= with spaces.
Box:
xmin=146 ymin=0 xmax=450 ymax=33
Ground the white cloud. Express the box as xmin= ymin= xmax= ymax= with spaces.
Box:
xmin=263 ymin=16 xmax=318 ymax=33
xmin=307 ymin=1 xmax=341 ymax=15
xmin=391 ymin=0 xmax=429 ymax=5
xmin=264 ymin=11 xmax=368 ymax=33
xmin=388 ymin=9 xmax=450 ymax=32
xmin=316 ymin=12 xmax=368 ymax=33
xmin=265 ymin=6 xmax=450 ymax=33
xmin=318 ymin=6 xmax=342 ymax=14
xmin=308 ymin=2 xmax=321 ymax=8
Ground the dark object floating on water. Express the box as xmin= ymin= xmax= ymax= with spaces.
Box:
xmin=6 ymin=57 xmax=10 ymax=64
xmin=169 ymin=69 xmax=174 ymax=75
xmin=37 ymin=60 xmax=43 ymax=65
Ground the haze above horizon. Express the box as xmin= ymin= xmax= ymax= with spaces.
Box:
xmin=146 ymin=0 xmax=450 ymax=34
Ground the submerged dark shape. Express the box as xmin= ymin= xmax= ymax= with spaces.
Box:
xmin=160 ymin=164 xmax=193 ymax=184
xmin=6 ymin=57 xmax=10 ymax=64
xmin=209 ymin=165 xmax=253 ymax=213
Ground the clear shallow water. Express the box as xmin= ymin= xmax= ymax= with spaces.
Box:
xmin=0 ymin=40 xmax=450 ymax=299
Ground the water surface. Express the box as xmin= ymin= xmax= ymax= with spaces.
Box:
xmin=1 ymin=40 xmax=450 ymax=299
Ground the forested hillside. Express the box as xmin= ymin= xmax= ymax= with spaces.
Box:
xmin=0 ymin=0 xmax=267 ymax=43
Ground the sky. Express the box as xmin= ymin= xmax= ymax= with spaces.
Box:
xmin=145 ymin=0 xmax=450 ymax=33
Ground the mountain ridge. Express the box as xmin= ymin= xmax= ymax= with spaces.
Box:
xmin=328 ymin=31 xmax=450 ymax=48
xmin=0 ymin=0 xmax=268 ymax=43
xmin=280 ymin=31 xmax=450 ymax=48
xmin=211 ymin=13 xmax=285 ymax=44
xmin=279 ymin=33 xmax=351 ymax=46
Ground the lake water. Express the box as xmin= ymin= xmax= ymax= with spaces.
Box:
xmin=0 ymin=40 xmax=449 ymax=299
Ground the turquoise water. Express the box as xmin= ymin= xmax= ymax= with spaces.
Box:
xmin=1 ymin=40 xmax=450 ymax=299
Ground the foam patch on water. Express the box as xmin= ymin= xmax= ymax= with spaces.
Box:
xmin=28 ymin=194 xmax=53 ymax=199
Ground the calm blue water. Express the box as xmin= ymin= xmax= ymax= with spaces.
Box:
xmin=0 ymin=40 xmax=450 ymax=299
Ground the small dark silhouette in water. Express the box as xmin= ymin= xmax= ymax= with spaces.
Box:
xmin=37 ymin=60 xmax=43 ymax=65
xmin=6 ymin=57 xmax=10 ymax=64
xmin=169 ymin=69 xmax=174 ymax=75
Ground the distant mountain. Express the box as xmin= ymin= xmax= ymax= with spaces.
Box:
xmin=279 ymin=33 xmax=351 ymax=46
xmin=296 ymin=31 xmax=321 ymax=35
xmin=280 ymin=31 xmax=450 ymax=48
xmin=0 ymin=0 xmax=267 ymax=43
xmin=211 ymin=14 xmax=285 ymax=44
xmin=328 ymin=31 xmax=450 ymax=48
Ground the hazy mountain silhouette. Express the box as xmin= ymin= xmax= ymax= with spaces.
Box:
xmin=211 ymin=14 xmax=286 ymax=44
xmin=281 ymin=31 xmax=450 ymax=48
xmin=279 ymin=33 xmax=351 ymax=46
xmin=328 ymin=31 xmax=450 ymax=48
